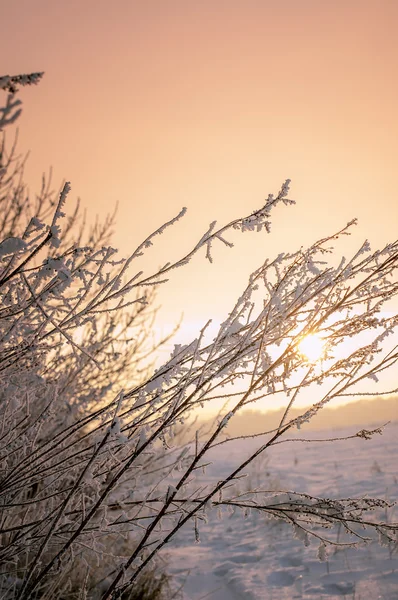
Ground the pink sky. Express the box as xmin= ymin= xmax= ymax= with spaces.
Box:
xmin=2 ymin=1 xmax=398 ymax=405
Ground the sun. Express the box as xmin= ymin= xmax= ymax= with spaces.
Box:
xmin=297 ymin=332 xmax=325 ymax=362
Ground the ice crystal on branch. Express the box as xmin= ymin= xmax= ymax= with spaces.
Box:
xmin=0 ymin=72 xmax=44 ymax=93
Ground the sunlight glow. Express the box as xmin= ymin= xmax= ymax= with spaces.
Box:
xmin=298 ymin=332 xmax=325 ymax=363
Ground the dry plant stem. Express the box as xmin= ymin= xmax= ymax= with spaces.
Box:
xmin=17 ymin=425 xmax=114 ymax=599
xmin=0 ymin=230 xmax=52 ymax=287
xmin=102 ymin=419 xmax=292 ymax=599
xmin=102 ymin=263 xmax=398 ymax=594
xmin=19 ymin=426 xmax=165 ymax=598
xmin=22 ymin=310 xmax=292 ymax=597
xmin=102 ymin=313 xmax=349 ymax=595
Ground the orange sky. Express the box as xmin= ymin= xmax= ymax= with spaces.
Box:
xmin=2 ymin=0 xmax=398 ymax=411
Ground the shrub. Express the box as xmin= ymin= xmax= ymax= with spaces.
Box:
xmin=0 ymin=73 xmax=397 ymax=600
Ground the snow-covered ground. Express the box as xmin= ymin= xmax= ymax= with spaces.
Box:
xmin=166 ymin=422 xmax=398 ymax=599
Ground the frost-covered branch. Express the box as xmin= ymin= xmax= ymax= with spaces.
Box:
xmin=1 ymin=73 xmax=398 ymax=600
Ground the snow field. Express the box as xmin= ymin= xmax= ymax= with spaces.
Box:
xmin=167 ymin=423 xmax=398 ymax=599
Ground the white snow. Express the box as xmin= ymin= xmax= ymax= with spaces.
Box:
xmin=166 ymin=423 xmax=398 ymax=599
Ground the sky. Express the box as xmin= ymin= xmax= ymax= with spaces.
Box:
xmin=2 ymin=0 xmax=398 ymax=412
